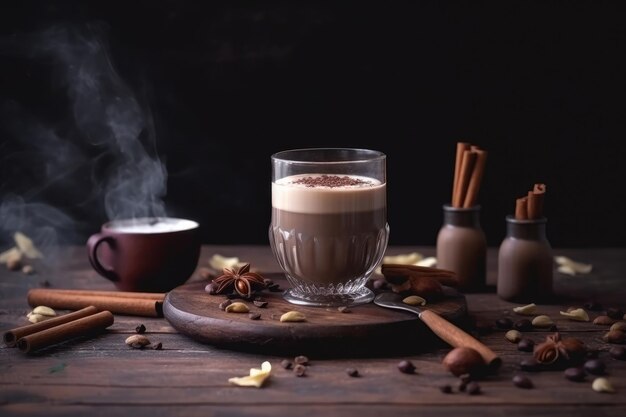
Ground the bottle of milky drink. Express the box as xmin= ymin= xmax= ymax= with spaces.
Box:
xmin=497 ymin=185 xmax=553 ymax=303
xmin=436 ymin=205 xmax=487 ymax=292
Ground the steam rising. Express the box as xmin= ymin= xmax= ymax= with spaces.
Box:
xmin=0 ymin=24 xmax=167 ymax=249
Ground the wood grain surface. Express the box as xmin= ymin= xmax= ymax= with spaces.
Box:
xmin=1 ymin=245 xmax=625 ymax=417
xmin=163 ymin=275 xmax=467 ymax=357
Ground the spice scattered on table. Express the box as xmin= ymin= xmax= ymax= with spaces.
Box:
xmin=397 ymin=360 xmax=416 ymax=374
xmin=125 ymin=334 xmax=151 ymax=349
xmin=555 ymin=256 xmax=593 ymax=276
xmin=228 ymin=361 xmax=272 ymax=388
xmin=280 ymin=311 xmax=306 ymax=322
xmin=513 ymin=303 xmax=537 ymax=315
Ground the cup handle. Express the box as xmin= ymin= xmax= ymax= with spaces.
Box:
xmin=87 ymin=233 xmax=119 ymax=282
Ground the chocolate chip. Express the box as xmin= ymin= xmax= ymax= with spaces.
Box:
xmin=153 ymin=342 xmax=163 ymax=350
xmin=512 ymin=374 xmax=534 ymax=389
xmin=346 ymin=368 xmax=359 ymax=377
xmin=517 ymin=338 xmax=535 ymax=352
xmin=248 ymin=312 xmax=261 ymax=320
xmin=135 ymin=324 xmax=146 ymax=334
xmin=397 ymin=360 xmax=416 ymax=374
xmin=280 ymin=359 xmax=293 ymax=369
xmin=583 ymin=359 xmax=606 ymax=375
xmin=218 ymin=300 xmax=232 ymax=310
xmin=564 ymin=367 xmax=586 ymax=382
xmin=253 ymin=300 xmax=268 ymax=308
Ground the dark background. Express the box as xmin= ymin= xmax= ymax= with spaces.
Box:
xmin=1 ymin=0 xmax=625 ymax=250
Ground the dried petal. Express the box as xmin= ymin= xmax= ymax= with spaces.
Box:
xmin=228 ymin=361 xmax=272 ymax=388
xmin=560 ymin=308 xmax=590 ymax=322
xmin=513 ymin=303 xmax=537 ymax=315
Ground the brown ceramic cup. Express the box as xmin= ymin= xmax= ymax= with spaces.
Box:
xmin=87 ymin=217 xmax=201 ymax=292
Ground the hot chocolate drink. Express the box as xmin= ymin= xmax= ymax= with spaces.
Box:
xmin=270 ymin=174 xmax=388 ymax=290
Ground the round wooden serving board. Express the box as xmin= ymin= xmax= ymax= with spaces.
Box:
xmin=163 ymin=274 xmax=468 ymax=357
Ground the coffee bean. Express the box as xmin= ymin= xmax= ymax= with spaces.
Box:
xmin=517 ymin=338 xmax=535 ymax=352
xmin=495 ymin=318 xmax=513 ymax=330
xmin=512 ymin=374 xmax=534 ymax=389
xmin=606 ymin=308 xmax=624 ymax=320
xmin=514 ymin=319 xmax=533 ymax=332
xmin=520 ymin=358 xmax=541 ymax=372
xmin=280 ymin=359 xmax=293 ymax=369
xmin=609 ymin=346 xmax=626 ymax=360
xmin=294 ymin=355 xmax=309 ymax=365
xmin=135 ymin=324 xmax=146 ymax=334
xmin=439 ymin=384 xmax=453 ymax=394
xmin=294 ymin=364 xmax=307 ymax=377
xmin=346 ymin=368 xmax=359 ymax=377
xmin=564 ymin=367 xmax=586 ymax=382
xmin=397 ymin=360 xmax=416 ymax=374
xmin=466 ymin=381 xmax=481 ymax=395
xmin=584 ymin=359 xmax=606 ymax=375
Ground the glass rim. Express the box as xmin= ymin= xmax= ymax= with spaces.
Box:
xmin=271 ymin=148 xmax=386 ymax=165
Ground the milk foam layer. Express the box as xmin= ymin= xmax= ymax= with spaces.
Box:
xmin=272 ymin=174 xmax=385 ymax=214
xmin=107 ymin=218 xmax=199 ymax=233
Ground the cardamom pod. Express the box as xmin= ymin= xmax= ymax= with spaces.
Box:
xmin=532 ymin=315 xmax=554 ymax=328
xmin=592 ymin=377 xmax=615 ymax=393
xmin=402 ymin=295 xmax=426 ymax=306
xmin=32 ymin=306 xmax=56 ymax=317
xmin=560 ymin=308 xmax=589 ymax=322
xmin=280 ymin=311 xmax=306 ymax=322
xmin=505 ymin=330 xmax=522 ymax=343
xmin=125 ymin=334 xmax=151 ymax=349
xmin=513 ymin=303 xmax=537 ymax=315
xmin=610 ymin=322 xmax=626 ymax=332
xmin=225 ymin=302 xmax=250 ymax=313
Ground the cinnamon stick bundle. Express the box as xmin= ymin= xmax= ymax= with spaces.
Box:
xmin=17 ymin=311 xmax=114 ymax=353
xmin=3 ymin=305 xmax=99 ymax=347
xmin=514 ymin=183 xmax=547 ymax=220
xmin=27 ymin=289 xmax=164 ymax=317
xmin=450 ymin=142 xmax=488 ymax=208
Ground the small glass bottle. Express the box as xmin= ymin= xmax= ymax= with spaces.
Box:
xmin=436 ymin=205 xmax=487 ymax=292
xmin=497 ymin=216 xmax=553 ymax=303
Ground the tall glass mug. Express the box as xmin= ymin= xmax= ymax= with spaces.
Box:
xmin=269 ymin=148 xmax=389 ymax=307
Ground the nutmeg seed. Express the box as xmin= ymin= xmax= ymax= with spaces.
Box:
xmin=505 ymin=330 xmax=522 ymax=343
xmin=442 ymin=347 xmax=485 ymax=377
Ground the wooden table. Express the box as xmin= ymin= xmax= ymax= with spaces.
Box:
xmin=1 ymin=245 xmax=625 ymax=417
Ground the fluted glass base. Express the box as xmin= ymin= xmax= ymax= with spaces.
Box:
xmin=283 ymin=285 xmax=375 ymax=307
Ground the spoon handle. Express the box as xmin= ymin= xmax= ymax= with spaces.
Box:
xmin=420 ymin=309 xmax=501 ymax=369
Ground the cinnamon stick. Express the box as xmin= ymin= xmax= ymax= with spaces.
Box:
xmin=3 ymin=305 xmax=99 ymax=347
xmin=452 ymin=149 xmax=476 ymax=208
xmin=452 ymin=142 xmax=470 ymax=205
xmin=527 ymin=183 xmax=546 ymax=219
xmin=462 ymin=149 xmax=488 ymax=208
xmin=515 ymin=197 xmax=528 ymax=220
xmin=27 ymin=289 xmax=163 ymax=317
xmin=17 ymin=310 xmax=114 ymax=353
xmin=381 ymin=264 xmax=458 ymax=287
xmin=46 ymin=289 xmax=166 ymax=301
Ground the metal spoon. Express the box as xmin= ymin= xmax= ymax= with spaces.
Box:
xmin=374 ymin=292 xmax=501 ymax=369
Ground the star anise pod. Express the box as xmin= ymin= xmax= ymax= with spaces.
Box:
xmin=210 ymin=263 xmax=266 ymax=297
xmin=534 ymin=332 xmax=586 ymax=366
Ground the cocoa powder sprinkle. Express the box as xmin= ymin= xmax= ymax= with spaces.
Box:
xmin=292 ymin=175 xmax=372 ymax=188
